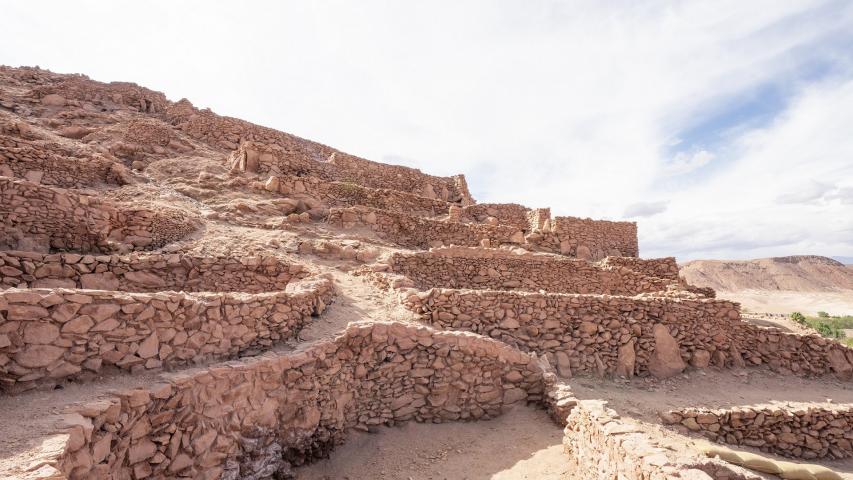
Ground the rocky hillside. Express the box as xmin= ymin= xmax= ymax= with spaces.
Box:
xmin=680 ymin=255 xmax=853 ymax=292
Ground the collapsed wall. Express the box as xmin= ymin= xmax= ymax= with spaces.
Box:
xmin=328 ymin=206 xmax=524 ymax=249
xmin=0 ymin=251 xmax=305 ymax=292
xmin=388 ymin=248 xmax=673 ymax=295
xmin=0 ymin=278 xmax=333 ymax=388
xmin=55 ymin=322 xmax=548 ymax=480
xmin=663 ymin=404 xmax=853 ymax=460
xmin=404 ymin=288 xmax=853 ymax=379
xmin=229 ymin=141 xmax=474 ymax=205
xmin=0 ymin=177 xmax=199 ymax=253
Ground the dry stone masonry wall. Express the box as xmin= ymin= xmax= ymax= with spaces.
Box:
xmin=663 ymin=404 xmax=853 ymax=460
xmin=328 ymin=206 xmax=524 ymax=249
xmin=600 ymin=256 xmax=680 ymax=281
xmin=0 ymin=251 xmax=306 ymax=292
xmin=230 ymin=141 xmax=474 ymax=204
xmin=0 ymin=278 xmax=333 ymax=390
xmin=55 ymin=322 xmax=547 ymax=480
xmin=388 ymin=248 xmax=674 ymax=295
xmin=0 ymin=176 xmax=199 ymax=253
xmin=404 ymin=289 xmax=853 ymax=379
xmin=526 ymin=216 xmax=639 ymax=260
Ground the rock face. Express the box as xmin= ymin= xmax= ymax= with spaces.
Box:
xmin=648 ymin=324 xmax=686 ymax=379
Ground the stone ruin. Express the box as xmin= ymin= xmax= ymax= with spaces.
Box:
xmin=0 ymin=65 xmax=851 ymax=480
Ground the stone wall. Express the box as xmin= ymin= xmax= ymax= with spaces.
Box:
xmin=563 ymin=400 xmax=759 ymax=480
xmin=0 ymin=251 xmax=306 ymax=292
xmin=663 ymin=404 xmax=853 ymax=460
xmin=24 ymin=69 xmax=170 ymax=114
xmin=255 ymin=173 xmax=451 ymax=217
xmin=527 ymin=216 xmax=639 ymax=260
xmin=328 ymin=206 xmax=524 ymax=249
xmin=388 ymin=248 xmax=673 ymax=295
xmin=0 ymin=278 xmax=334 ymax=389
xmin=229 ymin=141 xmax=474 ymax=204
xmin=460 ymin=203 xmax=532 ymax=231
xmin=403 ymin=289 xmax=853 ymax=379
xmin=55 ymin=321 xmax=547 ymax=479
xmin=0 ymin=134 xmax=129 ymax=188
xmin=0 ymin=177 xmax=199 ymax=253
xmin=601 ymin=256 xmax=680 ymax=281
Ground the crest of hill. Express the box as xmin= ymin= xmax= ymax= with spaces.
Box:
xmin=680 ymin=255 xmax=853 ymax=292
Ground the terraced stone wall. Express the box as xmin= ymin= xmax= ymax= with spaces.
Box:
xmin=0 ymin=278 xmax=334 ymax=389
xmin=0 ymin=251 xmax=306 ymax=292
xmin=404 ymin=289 xmax=853 ymax=379
xmin=663 ymin=404 xmax=853 ymax=460
xmin=389 ymin=249 xmax=672 ymax=295
xmin=564 ymin=400 xmax=759 ymax=480
xmin=328 ymin=206 xmax=523 ymax=249
xmin=526 ymin=216 xmax=639 ymax=260
xmin=25 ymin=70 xmax=169 ymax=114
xmin=460 ymin=203 xmax=532 ymax=231
xmin=55 ymin=322 xmax=546 ymax=480
xmin=230 ymin=141 xmax=474 ymax=204
xmin=0 ymin=134 xmax=129 ymax=188
xmin=601 ymin=256 xmax=680 ymax=281
xmin=0 ymin=177 xmax=199 ymax=253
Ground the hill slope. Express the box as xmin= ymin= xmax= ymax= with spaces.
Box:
xmin=680 ymin=255 xmax=853 ymax=292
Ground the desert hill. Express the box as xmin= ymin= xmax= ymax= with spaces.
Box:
xmin=680 ymin=255 xmax=853 ymax=292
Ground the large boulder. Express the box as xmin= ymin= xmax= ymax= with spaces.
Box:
xmin=648 ymin=324 xmax=686 ymax=379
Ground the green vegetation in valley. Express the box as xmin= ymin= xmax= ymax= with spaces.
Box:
xmin=790 ymin=311 xmax=853 ymax=347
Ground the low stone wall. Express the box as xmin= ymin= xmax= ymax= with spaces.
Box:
xmin=328 ymin=206 xmax=524 ymax=249
xmin=389 ymin=248 xmax=673 ymax=295
xmin=526 ymin=216 xmax=639 ymax=260
xmin=663 ymin=404 xmax=853 ymax=460
xmin=460 ymin=203 xmax=532 ymax=231
xmin=229 ymin=140 xmax=474 ymax=204
xmin=0 ymin=135 xmax=129 ymax=188
xmin=255 ymin=173 xmax=452 ymax=217
xmin=24 ymin=69 xmax=169 ymax=114
xmin=0 ymin=251 xmax=306 ymax=292
xmin=55 ymin=321 xmax=547 ymax=479
xmin=0 ymin=177 xmax=199 ymax=253
xmin=601 ymin=256 xmax=680 ymax=281
xmin=563 ymin=400 xmax=760 ymax=480
xmin=403 ymin=289 xmax=853 ymax=379
xmin=0 ymin=278 xmax=334 ymax=389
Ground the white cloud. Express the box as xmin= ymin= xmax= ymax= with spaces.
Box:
xmin=624 ymin=201 xmax=669 ymax=218
xmin=2 ymin=0 xmax=852 ymax=260
xmin=662 ymin=150 xmax=714 ymax=176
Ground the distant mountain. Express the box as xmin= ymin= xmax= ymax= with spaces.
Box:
xmin=832 ymin=256 xmax=853 ymax=265
xmin=680 ymin=255 xmax=853 ymax=292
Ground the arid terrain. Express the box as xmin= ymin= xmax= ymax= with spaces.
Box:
xmin=1 ymin=66 xmax=852 ymax=480
xmin=681 ymin=256 xmax=853 ymax=315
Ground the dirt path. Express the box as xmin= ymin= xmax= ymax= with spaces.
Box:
xmin=296 ymin=406 xmax=569 ymax=480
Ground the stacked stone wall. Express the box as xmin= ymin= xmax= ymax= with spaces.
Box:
xmin=404 ymin=289 xmax=853 ymax=379
xmin=256 ymin=174 xmax=451 ymax=217
xmin=328 ymin=206 xmax=523 ymax=249
xmin=230 ymin=141 xmax=474 ymax=204
xmin=0 ymin=278 xmax=334 ymax=388
xmin=0 ymin=136 xmax=128 ymax=188
xmin=459 ymin=203 xmax=532 ymax=231
xmin=0 ymin=177 xmax=199 ymax=253
xmin=527 ymin=216 xmax=639 ymax=260
xmin=55 ymin=321 xmax=545 ymax=479
xmin=601 ymin=256 xmax=680 ymax=281
xmin=663 ymin=404 xmax=853 ymax=460
xmin=563 ymin=400 xmax=759 ymax=480
xmin=0 ymin=251 xmax=305 ymax=292
xmin=389 ymin=249 xmax=672 ymax=295
xmin=25 ymin=71 xmax=169 ymax=114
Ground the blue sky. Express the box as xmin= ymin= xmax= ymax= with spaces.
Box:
xmin=3 ymin=0 xmax=852 ymax=261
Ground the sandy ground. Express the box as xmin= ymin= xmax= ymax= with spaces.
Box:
xmin=718 ymin=289 xmax=853 ymax=316
xmin=297 ymin=406 xmax=569 ymax=480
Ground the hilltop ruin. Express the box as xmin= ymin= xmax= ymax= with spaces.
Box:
xmin=0 ymin=66 xmax=851 ymax=480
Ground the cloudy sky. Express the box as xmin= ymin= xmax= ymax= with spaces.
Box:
xmin=4 ymin=1 xmax=853 ymax=261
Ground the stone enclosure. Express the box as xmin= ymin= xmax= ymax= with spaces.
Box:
xmin=1 ymin=66 xmax=853 ymax=480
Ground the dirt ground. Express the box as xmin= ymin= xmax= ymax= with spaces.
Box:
xmin=717 ymin=289 xmax=853 ymax=316
xmin=296 ymin=406 xmax=570 ymax=480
